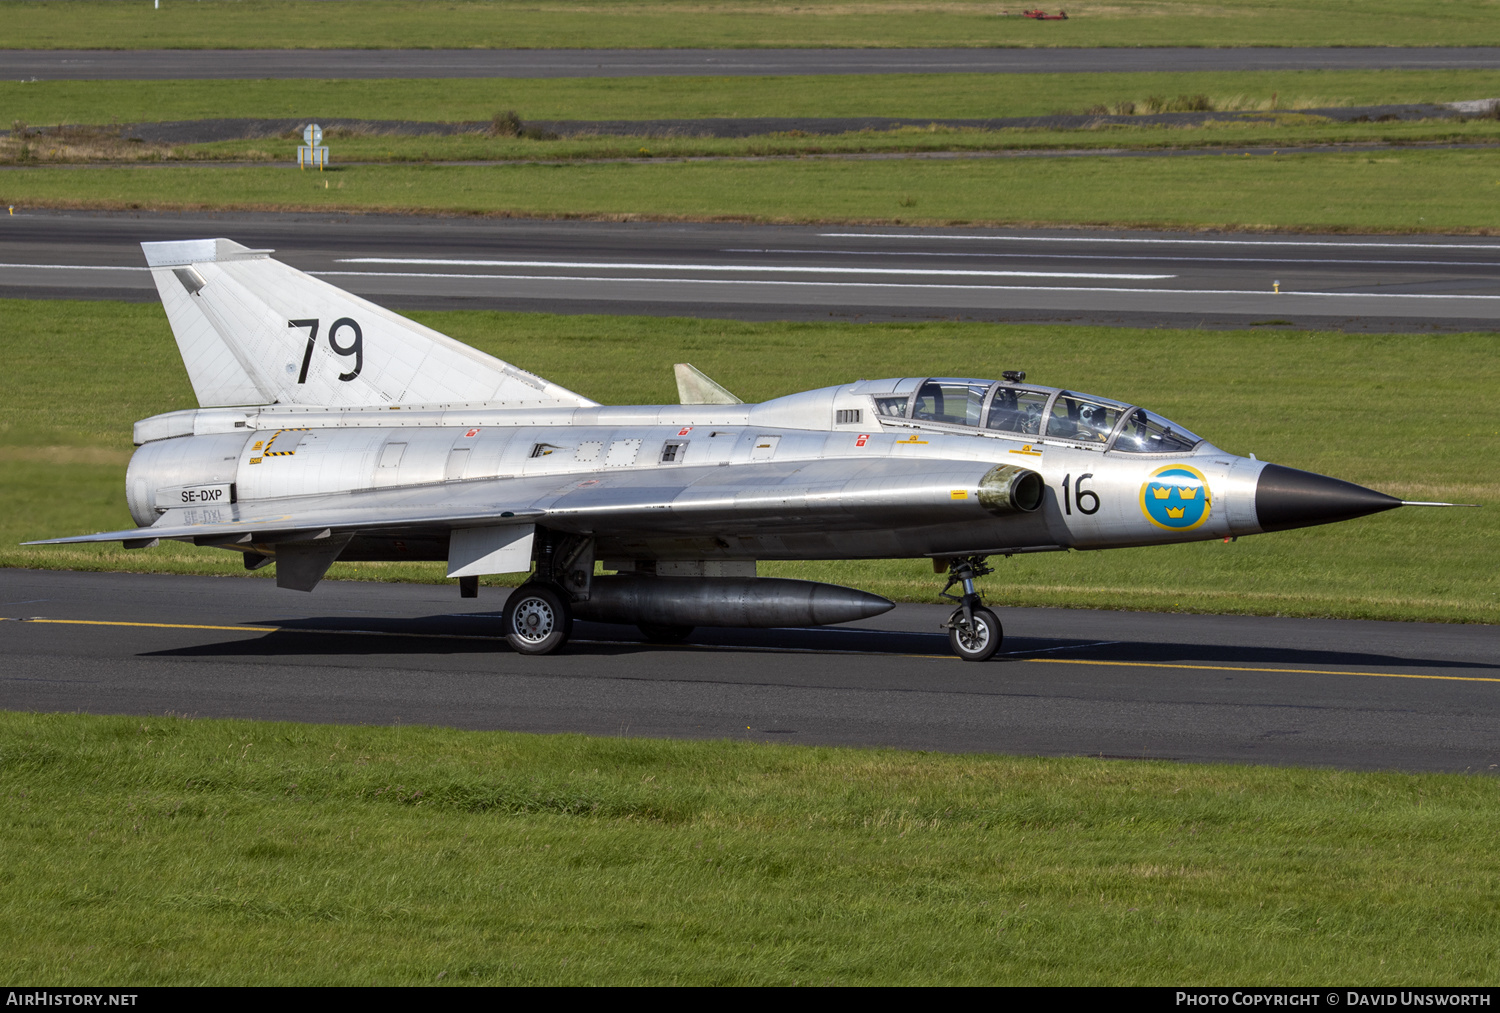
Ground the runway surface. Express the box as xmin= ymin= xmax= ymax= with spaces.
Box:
xmin=3 ymin=570 xmax=1496 ymax=773
xmin=5 ymin=208 xmax=1500 ymax=330
xmin=9 ymin=47 xmax=1500 ymax=80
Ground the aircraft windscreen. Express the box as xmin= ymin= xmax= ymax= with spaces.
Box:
xmin=1112 ymin=408 xmax=1204 ymax=454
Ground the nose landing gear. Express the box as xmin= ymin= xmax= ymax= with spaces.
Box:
xmin=938 ymin=555 xmax=1003 ymax=662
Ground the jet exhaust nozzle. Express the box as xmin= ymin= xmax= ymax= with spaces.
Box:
xmin=1254 ymin=463 xmax=1401 ymax=532
xmin=978 ymin=464 xmax=1045 ymax=516
xmin=573 ymin=575 xmax=894 ymax=628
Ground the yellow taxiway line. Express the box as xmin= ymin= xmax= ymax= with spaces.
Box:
xmin=4 ymin=617 xmax=1498 ymax=684
xmin=17 ymin=618 xmax=279 ymax=633
xmin=1033 ymin=657 xmax=1500 ymax=685
xmin=7 ymin=616 xmax=500 ymax=642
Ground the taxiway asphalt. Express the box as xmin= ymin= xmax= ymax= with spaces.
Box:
xmin=2 ymin=569 xmax=1496 ymax=773
xmin=4 ymin=208 xmax=1499 ymax=330
xmin=8 ymin=47 xmax=1500 ymax=80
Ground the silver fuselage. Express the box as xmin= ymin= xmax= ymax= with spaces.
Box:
xmin=125 ymin=378 xmax=1265 ymax=564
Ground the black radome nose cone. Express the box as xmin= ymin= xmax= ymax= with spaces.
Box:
xmin=1255 ymin=464 xmax=1401 ymax=533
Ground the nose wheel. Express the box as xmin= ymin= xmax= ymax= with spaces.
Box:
xmin=947 ymin=605 xmax=1002 ymax=662
xmin=502 ymin=582 xmax=573 ymax=655
xmin=938 ymin=555 xmax=1003 ymax=662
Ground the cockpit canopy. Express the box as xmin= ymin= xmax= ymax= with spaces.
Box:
xmin=870 ymin=377 xmax=1204 ymax=454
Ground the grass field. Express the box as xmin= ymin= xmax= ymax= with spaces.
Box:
xmin=10 ymin=71 xmax=1500 ymax=170
xmin=3 ymin=299 xmax=1495 ymax=623
xmin=3 ymin=710 xmax=1498 ymax=984
xmin=8 ymin=0 xmax=1500 ymax=50
xmin=16 ymin=117 xmax=1495 ymax=169
xmin=4 ymin=148 xmax=1500 ymax=233
xmin=10 ymin=71 xmax=1500 ymax=128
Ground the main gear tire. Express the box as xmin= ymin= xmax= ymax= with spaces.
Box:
xmin=948 ymin=606 xmax=1002 ymax=662
xmin=503 ymin=583 xmax=572 ymax=655
xmin=638 ymin=623 xmax=695 ymax=644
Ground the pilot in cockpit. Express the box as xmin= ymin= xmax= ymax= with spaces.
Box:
xmin=1076 ymin=403 xmax=1113 ymax=441
xmin=1048 ymin=394 xmax=1122 ymax=443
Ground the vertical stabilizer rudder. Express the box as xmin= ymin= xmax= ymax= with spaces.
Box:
xmin=143 ymin=238 xmax=597 ymax=409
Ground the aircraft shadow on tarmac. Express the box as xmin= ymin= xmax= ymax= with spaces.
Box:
xmin=136 ymin=614 xmax=1499 ymax=673
xmin=141 ymin=615 xmax=954 ymax=660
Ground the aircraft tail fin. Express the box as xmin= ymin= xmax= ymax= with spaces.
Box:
xmin=674 ymin=363 xmax=743 ymax=405
xmin=142 ymin=239 xmax=596 ymax=409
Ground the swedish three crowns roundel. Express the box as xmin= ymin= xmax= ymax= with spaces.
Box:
xmin=1139 ymin=465 xmax=1211 ymax=531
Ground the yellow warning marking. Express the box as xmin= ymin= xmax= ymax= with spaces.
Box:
xmin=1009 ymin=444 xmax=1043 ymax=456
xmin=897 ymin=435 xmax=929 ymax=445
xmin=1034 ymin=658 xmax=1500 ymax=685
xmin=259 ymin=428 xmax=310 ymax=459
xmin=950 ymin=489 xmax=969 ymax=500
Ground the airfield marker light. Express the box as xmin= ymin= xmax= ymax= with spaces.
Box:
xmin=1273 ymin=280 xmax=1281 ymax=293
xmin=298 ymin=124 xmax=328 ymax=171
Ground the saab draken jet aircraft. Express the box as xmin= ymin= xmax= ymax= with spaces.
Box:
xmin=28 ymin=239 xmax=1455 ymax=661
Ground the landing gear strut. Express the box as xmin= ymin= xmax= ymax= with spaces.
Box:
xmin=501 ymin=529 xmax=591 ymax=655
xmin=939 ymin=555 xmax=1003 ymax=662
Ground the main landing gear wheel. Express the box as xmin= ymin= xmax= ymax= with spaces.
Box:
xmin=948 ymin=606 xmax=1003 ymax=662
xmin=502 ymin=583 xmax=572 ymax=655
xmin=638 ymin=623 xmax=695 ymax=644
